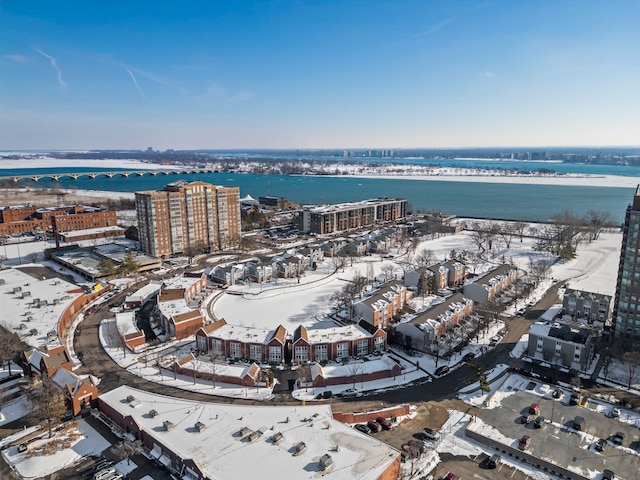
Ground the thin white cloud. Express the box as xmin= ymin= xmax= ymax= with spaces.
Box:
xmin=33 ymin=48 xmax=67 ymax=88
xmin=228 ymin=91 xmax=255 ymax=102
xmin=4 ymin=54 xmax=27 ymax=63
xmin=483 ymin=71 xmax=495 ymax=77
xmin=415 ymin=17 xmax=455 ymax=37
xmin=125 ymin=68 xmax=145 ymax=98
xmin=121 ymin=64 xmax=188 ymax=96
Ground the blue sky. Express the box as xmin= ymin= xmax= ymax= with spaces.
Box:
xmin=1 ymin=1 xmax=638 ymax=150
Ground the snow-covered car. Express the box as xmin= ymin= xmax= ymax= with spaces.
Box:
xmin=607 ymin=407 xmax=621 ymax=419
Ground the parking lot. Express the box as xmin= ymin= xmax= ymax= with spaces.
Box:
xmin=476 ymin=376 xmax=640 ymax=480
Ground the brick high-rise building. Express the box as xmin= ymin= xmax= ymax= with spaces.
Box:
xmin=135 ymin=181 xmax=240 ymax=258
xmin=613 ymin=185 xmax=640 ymax=350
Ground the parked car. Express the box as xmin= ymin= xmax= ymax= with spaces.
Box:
xmin=376 ymin=416 xmax=393 ymax=430
xmin=434 ymin=365 xmax=450 ymax=376
xmin=602 ymin=469 xmax=615 ymax=480
xmin=607 ymin=407 xmax=621 ymax=418
xmin=341 ymin=388 xmax=360 ymax=398
xmin=354 ymin=423 xmax=371 ymax=434
xmin=552 ymin=387 xmax=563 ymax=399
xmin=521 ymin=414 xmax=535 ymax=424
xmin=533 ymin=416 xmax=545 ymax=429
xmin=486 ymin=454 xmax=501 ymax=469
xmin=612 ymin=431 xmax=625 ymax=446
xmin=443 ymin=472 xmax=457 ymax=480
xmin=462 ymin=353 xmax=475 ymax=362
xmin=367 ymin=420 xmax=382 ymax=433
xmin=573 ymin=416 xmax=585 ymax=431
xmin=518 ymin=435 xmax=531 ymax=450
xmin=422 ymin=427 xmax=438 ymax=440
xmin=569 ymin=393 xmax=580 ymax=405
xmin=529 ymin=403 xmax=541 ymax=415
xmin=595 ymin=438 xmax=607 ymax=452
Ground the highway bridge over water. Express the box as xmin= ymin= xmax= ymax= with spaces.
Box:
xmin=0 ymin=168 xmax=217 ymax=183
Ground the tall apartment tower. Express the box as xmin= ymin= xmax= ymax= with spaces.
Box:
xmin=612 ymin=185 xmax=640 ymax=350
xmin=136 ymin=181 xmax=240 ymax=258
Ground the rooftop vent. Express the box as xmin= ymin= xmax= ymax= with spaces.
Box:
xmin=13 ymin=286 xmax=22 ymax=293
xmin=126 ymin=395 xmax=135 ymax=403
xmin=195 ymin=422 xmax=206 ymax=432
xmin=238 ymin=426 xmax=252 ymax=437
xmin=271 ymin=432 xmax=284 ymax=445
xmin=319 ymin=454 xmax=333 ymax=471
xmin=0 ymin=279 xmax=5 ymax=285
xmin=149 ymin=409 xmax=158 ymax=418
xmin=163 ymin=420 xmax=174 ymax=431
xmin=292 ymin=441 xmax=306 ymax=456
xmin=248 ymin=431 xmax=260 ymax=442
xmin=22 ymin=291 xmax=31 ymax=298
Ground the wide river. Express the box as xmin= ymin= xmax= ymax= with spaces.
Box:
xmin=0 ymin=167 xmax=634 ymax=224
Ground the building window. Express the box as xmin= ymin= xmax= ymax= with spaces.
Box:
xmin=336 ymin=343 xmax=349 ymax=360
xmin=555 ymin=341 xmax=562 ymax=352
xmin=196 ymin=335 xmax=207 ymax=352
xmin=269 ymin=346 xmax=281 ymax=363
xmin=536 ymin=338 xmax=543 ymax=353
xmin=374 ymin=336 xmax=385 ymax=351
xmin=294 ymin=346 xmax=308 ymax=363
xmin=212 ymin=339 xmax=223 ymax=356
xmin=357 ymin=340 xmax=368 ymax=356
xmin=574 ymin=347 xmax=581 ymax=361
xmin=249 ymin=345 xmax=262 ymax=362
xmin=315 ymin=345 xmax=328 ymax=362
xmin=230 ymin=342 xmax=241 ymax=359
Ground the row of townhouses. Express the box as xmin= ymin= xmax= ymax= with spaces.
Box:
xmin=208 ymin=230 xmax=395 ymax=286
xmin=404 ymin=260 xmax=467 ymax=291
xmin=195 ymin=318 xmax=387 ymax=365
xmin=395 ymin=293 xmax=475 ymax=351
xmin=562 ymin=288 xmax=613 ymax=324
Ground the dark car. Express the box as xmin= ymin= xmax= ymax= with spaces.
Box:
xmin=486 ymin=454 xmax=501 ymax=469
xmin=569 ymin=393 xmax=580 ymax=405
xmin=595 ymin=438 xmax=607 ymax=452
xmin=552 ymin=387 xmax=563 ymax=399
xmin=602 ymin=469 xmax=615 ymax=480
xmin=434 ymin=365 xmax=450 ymax=376
xmin=367 ymin=420 xmax=382 ymax=433
xmin=518 ymin=435 xmax=531 ymax=450
xmin=354 ymin=423 xmax=371 ymax=434
xmin=443 ymin=473 xmax=457 ymax=480
xmin=422 ymin=427 xmax=438 ymax=440
xmin=376 ymin=416 xmax=393 ymax=430
xmin=612 ymin=431 xmax=625 ymax=446
xmin=533 ymin=416 xmax=545 ymax=429
xmin=462 ymin=353 xmax=475 ymax=362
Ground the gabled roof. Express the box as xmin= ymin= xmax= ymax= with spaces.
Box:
xmin=267 ymin=325 xmax=287 ymax=344
xmin=172 ymin=310 xmax=202 ymax=324
xmin=409 ymin=293 xmax=470 ymax=327
xmin=199 ymin=318 xmax=228 ymax=335
xmin=293 ymin=325 xmax=308 ymax=342
xmin=357 ymin=319 xmax=381 ymax=336
xmin=474 ymin=264 xmax=516 ymax=284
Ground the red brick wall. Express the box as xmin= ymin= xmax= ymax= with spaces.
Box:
xmin=332 ymin=404 xmax=410 ymax=424
xmin=58 ymin=286 xmax=112 ymax=339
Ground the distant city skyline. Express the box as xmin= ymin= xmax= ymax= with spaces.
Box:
xmin=1 ymin=1 xmax=638 ymax=150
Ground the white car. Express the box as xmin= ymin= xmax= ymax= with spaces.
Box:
xmin=341 ymin=388 xmax=361 ymax=398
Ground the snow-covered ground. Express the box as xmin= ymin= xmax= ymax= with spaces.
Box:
xmin=1 ymin=418 xmax=111 ymax=480
xmin=0 ymin=156 xmax=178 ymax=171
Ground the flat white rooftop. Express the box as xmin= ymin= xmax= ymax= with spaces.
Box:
xmin=306 ymin=323 xmax=371 ymax=344
xmin=208 ymin=323 xmax=274 ymax=344
xmin=100 ymin=386 xmax=399 ymax=480
xmin=0 ymin=267 xmax=82 ymax=348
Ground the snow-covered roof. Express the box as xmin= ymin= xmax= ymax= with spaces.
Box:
xmin=0 ymin=267 xmax=82 ymax=348
xmin=115 ymin=311 xmax=140 ymax=337
xmin=205 ymin=323 xmax=274 ymax=344
xmin=99 ymin=386 xmax=400 ymax=480
xmin=125 ymin=280 xmax=163 ymax=303
xmin=305 ymin=323 xmax=373 ymax=344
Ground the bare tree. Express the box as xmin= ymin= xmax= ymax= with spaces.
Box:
xmin=512 ymin=221 xmax=528 ymax=242
xmin=346 ymin=362 xmax=363 ymax=388
xmin=0 ymin=328 xmax=25 ymax=376
xmin=622 ymin=351 xmax=640 ymax=389
xmin=112 ymin=439 xmax=141 ymax=465
xmin=381 ymin=264 xmax=395 ymax=281
xmin=584 ymin=210 xmax=613 ymax=241
xmin=414 ymin=249 xmax=434 ymax=267
xmin=30 ymin=376 xmax=67 ymax=438
xmin=497 ymin=222 xmax=517 ymax=249
xmin=296 ymin=364 xmax=312 ymax=392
